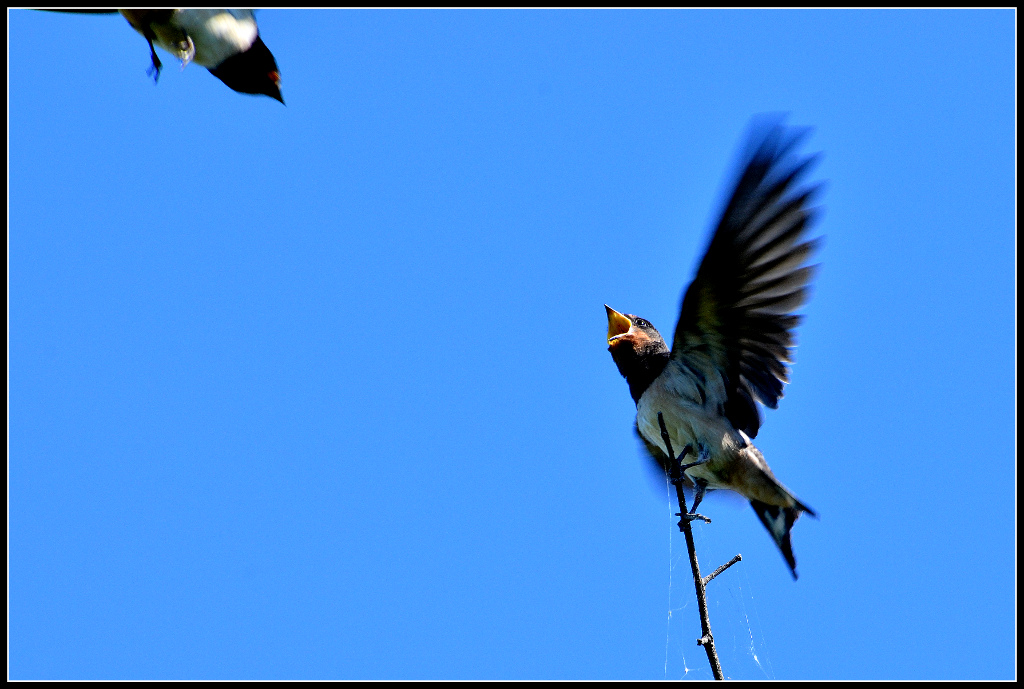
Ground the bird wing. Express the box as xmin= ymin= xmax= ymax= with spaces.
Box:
xmin=670 ymin=121 xmax=821 ymax=438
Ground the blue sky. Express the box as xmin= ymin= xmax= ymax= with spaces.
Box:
xmin=9 ymin=9 xmax=1015 ymax=680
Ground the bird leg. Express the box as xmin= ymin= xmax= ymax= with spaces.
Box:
xmin=657 ymin=413 xmax=711 ymax=524
xmin=679 ymin=444 xmax=711 ymax=521
xmin=679 ymin=491 xmax=712 ymax=518
xmin=679 ymin=442 xmax=711 ymax=475
xmin=671 ymin=445 xmax=693 ymax=487
xmin=690 ymin=478 xmax=708 ymax=514
xmin=144 ymin=37 xmax=163 ymax=82
xmin=679 ymin=444 xmax=712 ymax=513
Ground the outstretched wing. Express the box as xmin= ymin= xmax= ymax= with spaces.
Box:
xmin=671 ymin=121 xmax=822 ymax=438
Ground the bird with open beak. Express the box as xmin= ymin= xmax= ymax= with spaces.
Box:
xmin=605 ymin=121 xmax=821 ymax=579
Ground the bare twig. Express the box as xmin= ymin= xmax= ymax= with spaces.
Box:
xmin=658 ymin=412 xmax=742 ymax=681
xmin=703 ymin=554 xmax=743 ymax=587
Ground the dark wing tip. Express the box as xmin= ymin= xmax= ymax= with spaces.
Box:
xmin=208 ymin=35 xmax=283 ymax=101
xmin=796 ymin=500 xmax=818 ymax=519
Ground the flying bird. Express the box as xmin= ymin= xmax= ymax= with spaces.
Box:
xmin=44 ymin=10 xmax=283 ymax=102
xmin=605 ymin=121 xmax=821 ymax=579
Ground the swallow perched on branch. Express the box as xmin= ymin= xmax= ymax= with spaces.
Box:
xmin=44 ymin=10 xmax=283 ymax=102
xmin=605 ymin=120 xmax=821 ymax=579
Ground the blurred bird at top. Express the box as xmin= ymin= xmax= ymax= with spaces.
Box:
xmin=46 ymin=10 xmax=283 ymax=103
xmin=605 ymin=119 xmax=822 ymax=579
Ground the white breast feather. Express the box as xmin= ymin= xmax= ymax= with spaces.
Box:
xmin=171 ymin=10 xmax=258 ymax=67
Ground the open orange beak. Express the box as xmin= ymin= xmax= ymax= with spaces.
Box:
xmin=605 ymin=305 xmax=633 ymax=344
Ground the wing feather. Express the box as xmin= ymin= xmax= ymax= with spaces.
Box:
xmin=671 ymin=121 xmax=822 ymax=437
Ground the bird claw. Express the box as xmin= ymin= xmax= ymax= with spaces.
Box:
xmin=679 ymin=443 xmax=711 ymax=473
xmin=677 ymin=511 xmax=711 ymax=525
xmin=686 ymin=477 xmax=708 ymax=514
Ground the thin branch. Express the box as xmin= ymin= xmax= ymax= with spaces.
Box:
xmin=658 ymin=412 xmax=742 ymax=681
xmin=703 ymin=554 xmax=743 ymax=587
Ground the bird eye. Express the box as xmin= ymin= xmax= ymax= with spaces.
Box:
xmin=636 ymin=319 xmax=648 ymax=328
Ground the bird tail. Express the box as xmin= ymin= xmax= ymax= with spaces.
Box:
xmin=750 ymin=498 xmax=815 ymax=580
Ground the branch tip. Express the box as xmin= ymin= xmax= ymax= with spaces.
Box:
xmin=702 ymin=554 xmax=743 ymax=586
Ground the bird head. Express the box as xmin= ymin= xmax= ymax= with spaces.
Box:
xmin=605 ymin=305 xmax=666 ymax=353
xmin=605 ymin=305 xmax=671 ymax=403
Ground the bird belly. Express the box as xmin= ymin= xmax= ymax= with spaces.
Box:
xmin=170 ymin=10 xmax=258 ymax=67
xmin=635 ymin=380 xmax=741 ymax=491
xmin=635 ymin=378 xmax=798 ymax=507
